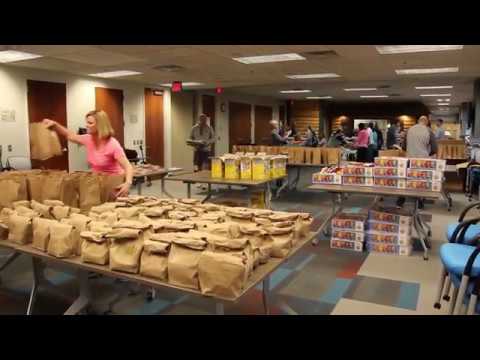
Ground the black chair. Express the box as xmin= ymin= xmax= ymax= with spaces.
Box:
xmin=124 ymin=148 xmax=140 ymax=165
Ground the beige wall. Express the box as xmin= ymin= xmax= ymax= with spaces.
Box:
xmin=171 ymin=92 xmax=195 ymax=171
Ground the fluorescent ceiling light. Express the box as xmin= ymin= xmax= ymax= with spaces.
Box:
xmin=344 ymin=88 xmax=377 ymax=91
xmin=280 ymin=89 xmax=311 ymax=94
xmin=160 ymin=82 xmax=204 ymax=87
xmin=437 ymin=98 xmax=450 ymax=102
xmin=376 ymin=45 xmax=463 ymax=54
xmin=286 ymin=73 xmax=340 ymax=79
xmin=89 ymin=70 xmax=142 ymax=78
xmin=360 ymin=95 xmax=389 ymax=98
xmin=0 ymin=50 xmax=43 ymax=63
xmin=420 ymin=93 xmax=451 ymax=97
xmin=438 ymin=103 xmax=450 ymax=105
xmin=396 ymin=67 xmax=459 ymax=75
xmin=415 ymin=85 xmax=453 ymax=90
xmin=306 ymin=96 xmax=333 ymax=99
xmin=233 ymin=53 xmax=305 ymax=64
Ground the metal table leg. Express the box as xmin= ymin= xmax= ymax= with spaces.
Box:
xmin=160 ymin=176 xmax=174 ymax=199
xmin=26 ymin=257 xmax=42 ymax=315
xmin=186 ymin=182 xmax=192 ymax=198
xmin=64 ymin=270 xmax=91 ymax=315
xmin=265 ymin=182 xmax=272 ymax=209
xmin=136 ymin=180 xmax=142 ymax=196
xmin=201 ymin=184 xmax=213 ymax=204
xmin=215 ymin=302 xmax=225 ymax=315
xmin=413 ymin=200 xmax=429 ymax=260
xmin=262 ymin=277 xmax=270 ymax=315
xmin=0 ymin=251 xmax=21 ymax=272
xmin=312 ymin=192 xmax=343 ymax=246
xmin=290 ymin=167 xmax=301 ymax=190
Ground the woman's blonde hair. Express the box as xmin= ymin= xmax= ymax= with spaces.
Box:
xmin=86 ymin=110 xmax=115 ymax=139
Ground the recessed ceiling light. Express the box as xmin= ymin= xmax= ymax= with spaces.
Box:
xmin=437 ymin=99 xmax=450 ymax=102
xmin=0 ymin=50 xmax=43 ymax=63
xmin=89 ymin=70 xmax=142 ymax=78
xmin=420 ymin=93 xmax=451 ymax=97
xmin=306 ymin=96 xmax=333 ymax=99
xmin=233 ymin=53 xmax=305 ymax=64
xmin=415 ymin=85 xmax=453 ymax=90
xmin=286 ymin=73 xmax=340 ymax=79
xmin=438 ymin=103 xmax=450 ymax=105
xmin=376 ymin=45 xmax=463 ymax=54
xmin=280 ymin=89 xmax=312 ymax=94
xmin=344 ymin=88 xmax=377 ymax=91
xmin=160 ymin=82 xmax=204 ymax=87
xmin=360 ymin=95 xmax=389 ymax=98
xmin=396 ymin=67 xmax=459 ymax=75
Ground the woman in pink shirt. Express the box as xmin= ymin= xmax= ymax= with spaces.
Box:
xmin=354 ymin=123 xmax=369 ymax=162
xmin=42 ymin=110 xmax=134 ymax=197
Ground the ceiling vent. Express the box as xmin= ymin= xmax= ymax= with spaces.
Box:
xmin=152 ymin=64 xmax=185 ymax=72
xmin=302 ymin=50 xmax=339 ymax=59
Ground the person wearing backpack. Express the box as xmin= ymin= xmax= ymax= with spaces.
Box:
xmin=303 ymin=126 xmax=319 ymax=147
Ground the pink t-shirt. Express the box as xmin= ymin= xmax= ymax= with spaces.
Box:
xmin=355 ymin=129 xmax=369 ymax=148
xmin=78 ymin=135 xmax=125 ymax=175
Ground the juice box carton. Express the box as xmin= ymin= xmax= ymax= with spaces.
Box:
xmin=332 ymin=212 xmax=368 ymax=231
xmin=374 ymin=157 xmax=409 ymax=169
xmin=406 ymin=168 xmax=443 ymax=181
xmin=252 ymin=156 xmax=271 ymax=181
xmin=240 ymin=156 xmax=253 ymax=180
xmin=409 ymin=158 xmax=446 ymax=172
xmin=342 ymin=176 xmax=374 ymax=186
xmin=331 ymin=239 xmax=364 ymax=252
xmin=366 ymin=242 xmax=412 ymax=256
xmin=373 ymin=177 xmax=406 ymax=189
xmin=406 ymin=180 xmax=442 ymax=192
xmin=369 ymin=207 xmax=412 ymax=226
xmin=373 ymin=167 xmax=406 ymax=178
xmin=367 ymin=220 xmax=412 ymax=235
xmin=365 ymin=231 xmax=412 ymax=246
xmin=343 ymin=165 xmax=374 ymax=177
xmin=331 ymin=229 xmax=365 ymax=242
xmin=312 ymin=172 xmax=342 ymax=185
xmin=211 ymin=157 xmax=224 ymax=178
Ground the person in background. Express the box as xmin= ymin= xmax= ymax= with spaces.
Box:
xmin=43 ymin=110 xmax=134 ymax=197
xmin=375 ymin=123 xmax=384 ymax=152
xmin=303 ymin=126 xmax=320 ymax=147
xmin=367 ymin=122 xmax=378 ymax=162
xmin=386 ymin=118 xmax=399 ymax=149
xmin=327 ymin=129 xmax=346 ymax=148
xmin=190 ymin=114 xmax=215 ymax=172
xmin=270 ymin=120 xmax=289 ymax=146
xmin=398 ymin=120 xmax=406 ymax=150
xmin=434 ymin=118 xmax=446 ymax=140
xmin=354 ymin=123 xmax=369 ymax=162
xmin=397 ymin=115 xmax=437 ymax=208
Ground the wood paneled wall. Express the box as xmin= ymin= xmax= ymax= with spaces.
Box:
xmin=289 ymin=100 xmax=320 ymax=136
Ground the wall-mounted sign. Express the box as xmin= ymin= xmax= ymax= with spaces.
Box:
xmin=216 ymin=87 xmax=224 ymax=94
xmin=1 ymin=109 xmax=15 ymax=122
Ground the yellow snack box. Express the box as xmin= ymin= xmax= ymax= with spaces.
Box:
xmin=252 ymin=156 xmax=271 ymax=181
xmin=240 ymin=156 xmax=253 ymax=180
xmin=211 ymin=158 xmax=224 ymax=178
xmin=271 ymin=155 xmax=288 ymax=178
xmin=223 ymin=155 xmax=240 ymax=180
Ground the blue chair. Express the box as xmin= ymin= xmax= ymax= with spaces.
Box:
xmin=445 ymin=202 xmax=480 ymax=245
xmin=438 ymin=242 xmax=480 ymax=314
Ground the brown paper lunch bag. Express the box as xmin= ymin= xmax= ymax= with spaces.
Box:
xmin=263 ymin=225 xmax=294 ymax=258
xmin=8 ymin=213 xmax=33 ymax=245
xmin=80 ymin=231 xmax=109 ymax=265
xmin=293 ymin=213 xmax=313 ymax=242
xmin=167 ymin=210 xmax=197 ymax=221
xmin=139 ymin=239 xmax=171 ymax=281
xmin=178 ymin=198 xmax=200 ymax=205
xmin=42 ymin=172 xmax=68 ymax=202
xmin=98 ymin=211 xmax=118 ymax=226
xmin=47 ymin=222 xmax=76 ymax=258
xmin=62 ymin=213 xmax=92 ymax=256
xmin=88 ymin=221 xmax=113 ymax=233
xmin=0 ymin=221 xmax=8 ymax=240
xmin=58 ymin=173 xmax=80 ymax=208
xmin=52 ymin=206 xmax=71 ymax=221
xmin=116 ymin=206 xmax=143 ymax=220
xmin=90 ymin=202 xmax=118 ymax=214
xmin=198 ymin=211 xmax=227 ymax=223
xmin=195 ymin=203 xmax=223 ymax=212
xmin=304 ymin=148 xmax=314 ymax=164
xmin=141 ymin=199 xmax=162 ymax=208
xmin=168 ymin=234 xmax=207 ymax=290
xmin=29 ymin=122 xmax=63 ymax=161
xmin=30 ymin=200 xmax=53 ymax=219
xmin=152 ymin=219 xmax=195 ymax=233
xmin=0 ymin=172 xmax=29 ymax=202
xmin=107 ymin=229 xmax=144 ymax=274
xmin=13 ymin=200 xmax=31 ymax=209
xmin=0 ymin=180 xmax=20 ymax=209
xmin=0 ymin=208 xmax=15 ymax=224
xmin=26 ymin=174 xmax=45 ymax=202
xmin=143 ymin=206 xmax=171 ymax=218
xmin=32 ymin=217 xmax=56 ymax=252
xmin=225 ymin=208 xmax=254 ymax=225
xmin=78 ymin=173 xmax=102 ymax=211
xmin=239 ymin=224 xmax=273 ymax=266
xmin=268 ymin=212 xmax=299 ymax=222
xmin=100 ymin=174 xmax=125 ymax=203
xmin=15 ymin=206 xmax=39 ymax=218
xmin=312 ymin=148 xmax=322 ymax=165
xmin=43 ymin=200 xmax=64 ymax=207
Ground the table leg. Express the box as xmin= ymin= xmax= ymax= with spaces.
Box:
xmin=413 ymin=200 xmax=429 ymax=260
xmin=290 ymin=167 xmax=301 ymax=190
xmin=262 ymin=277 xmax=270 ymax=315
xmin=312 ymin=192 xmax=342 ymax=246
xmin=136 ymin=181 xmax=142 ymax=196
xmin=187 ymin=182 xmax=192 ymax=198
xmin=201 ymin=184 xmax=213 ymax=204
xmin=276 ymin=177 xmax=288 ymax=198
xmin=26 ymin=257 xmax=42 ymax=315
xmin=64 ymin=270 xmax=91 ymax=315
xmin=0 ymin=251 xmax=21 ymax=272
xmin=441 ymin=188 xmax=453 ymax=211
xmin=215 ymin=302 xmax=225 ymax=315
xmin=265 ymin=182 xmax=272 ymax=209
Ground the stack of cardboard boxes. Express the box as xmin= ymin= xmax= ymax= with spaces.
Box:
xmin=330 ymin=210 xmax=368 ymax=252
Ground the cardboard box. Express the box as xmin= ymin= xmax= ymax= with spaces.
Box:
xmin=331 ymin=229 xmax=365 ymax=242
xmin=373 ymin=167 xmax=406 ymax=178
xmin=409 ymin=158 xmax=446 ymax=172
xmin=312 ymin=172 xmax=342 ymax=185
xmin=374 ymin=157 xmax=409 ymax=169
xmin=343 ymin=166 xmax=374 ymax=177
xmin=271 ymin=155 xmax=288 ymax=178
xmin=240 ymin=156 xmax=252 ymax=180
xmin=366 ymin=242 xmax=412 ymax=256
xmin=293 ymin=147 xmax=305 ymax=164
xmin=406 ymin=180 xmax=442 ymax=192
xmin=369 ymin=207 xmax=412 ymax=226
xmin=373 ymin=177 xmax=406 ymax=189
xmin=331 ymin=239 xmax=364 ymax=252
xmin=342 ymin=176 xmax=374 ymax=186
xmin=406 ymin=169 xmax=443 ymax=181
xmin=312 ymin=148 xmax=322 ymax=165
xmin=211 ymin=158 xmax=224 ymax=178
xmin=367 ymin=220 xmax=412 ymax=235
xmin=252 ymin=156 xmax=271 ymax=181
xmin=224 ymin=157 xmax=240 ymax=180
xmin=365 ymin=231 xmax=412 ymax=246
xmin=332 ymin=213 xmax=367 ymax=231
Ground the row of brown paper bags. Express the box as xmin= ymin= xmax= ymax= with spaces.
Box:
xmin=0 ymin=170 xmax=125 ymax=211
xmin=0 ymin=197 xmax=313 ymax=298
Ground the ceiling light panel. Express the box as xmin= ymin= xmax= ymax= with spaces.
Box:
xmin=415 ymin=85 xmax=453 ymax=90
xmin=344 ymin=88 xmax=377 ymax=91
xmin=360 ymin=95 xmax=389 ymax=98
xmin=0 ymin=50 xmax=43 ymax=63
xmin=160 ymin=82 xmax=204 ymax=87
xmin=376 ymin=45 xmax=463 ymax=54
xmin=286 ymin=73 xmax=340 ymax=79
xmin=233 ymin=53 xmax=305 ymax=64
xmin=280 ymin=89 xmax=312 ymax=94
xmin=306 ymin=96 xmax=333 ymax=99
xmin=396 ymin=67 xmax=459 ymax=75
xmin=420 ymin=93 xmax=451 ymax=97
xmin=89 ymin=70 xmax=142 ymax=78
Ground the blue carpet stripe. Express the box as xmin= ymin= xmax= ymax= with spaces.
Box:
xmin=295 ymin=254 xmax=316 ymax=271
xmin=394 ymin=282 xmax=420 ymax=310
xmin=255 ymin=268 xmax=292 ymax=291
xmin=319 ymin=279 xmax=353 ymax=304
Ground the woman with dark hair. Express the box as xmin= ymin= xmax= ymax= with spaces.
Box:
xmin=303 ymin=126 xmax=319 ymax=147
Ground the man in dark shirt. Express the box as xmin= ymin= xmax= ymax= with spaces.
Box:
xmin=386 ymin=119 xmax=399 ymax=149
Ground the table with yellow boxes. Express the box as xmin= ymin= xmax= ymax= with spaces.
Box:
xmin=165 ymin=154 xmax=288 ymax=209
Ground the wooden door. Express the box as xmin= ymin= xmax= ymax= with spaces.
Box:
xmin=95 ymin=87 xmax=124 ymax=146
xmin=229 ymin=102 xmax=251 ymax=152
xmin=27 ymin=80 xmax=69 ymax=171
xmin=202 ymin=95 xmax=216 ymax=155
xmin=144 ymin=88 xmax=164 ymax=166
xmin=254 ymin=105 xmax=273 ymax=145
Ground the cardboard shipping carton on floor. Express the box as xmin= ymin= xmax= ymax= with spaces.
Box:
xmin=368 ymin=206 xmax=412 ymax=226
xmin=331 ymin=229 xmax=365 ymax=242
xmin=331 ymin=211 xmax=368 ymax=232
xmin=365 ymin=231 xmax=412 ymax=246
xmin=366 ymin=242 xmax=412 ymax=256
xmin=367 ymin=220 xmax=412 ymax=235
xmin=330 ymin=239 xmax=364 ymax=252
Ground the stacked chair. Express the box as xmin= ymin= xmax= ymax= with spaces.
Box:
xmin=435 ymin=202 xmax=480 ymax=314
